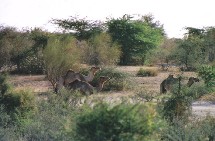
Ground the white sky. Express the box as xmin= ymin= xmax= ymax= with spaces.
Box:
xmin=0 ymin=0 xmax=214 ymax=38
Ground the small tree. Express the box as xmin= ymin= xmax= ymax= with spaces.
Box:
xmin=52 ymin=16 xmax=104 ymax=41
xmin=171 ymin=27 xmax=206 ymax=69
xmin=43 ymin=35 xmax=82 ymax=87
xmin=146 ymin=38 xmax=178 ymax=65
xmin=82 ymin=33 xmax=121 ymax=65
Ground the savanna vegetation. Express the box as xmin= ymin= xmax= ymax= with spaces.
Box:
xmin=0 ymin=14 xmax=215 ymax=140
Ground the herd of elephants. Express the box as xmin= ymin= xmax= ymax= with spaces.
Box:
xmin=54 ymin=66 xmax=200 ymax=95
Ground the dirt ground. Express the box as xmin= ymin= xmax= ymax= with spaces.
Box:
xmin=7 ymin=66 xmax=215 ymax=118
xmin=8 ymin=66 xmax=197 ymax=94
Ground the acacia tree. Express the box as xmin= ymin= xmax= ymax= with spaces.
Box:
xmin=51 ymin=16 xmax=104 ymax=41
xmin=107 ymin=14 xmax=165 ymax=65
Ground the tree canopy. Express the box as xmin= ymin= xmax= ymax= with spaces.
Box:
xmin=107 ymin=14 xmax=165 ymax=65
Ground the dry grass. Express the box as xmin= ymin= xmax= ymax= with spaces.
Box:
xmin=199 ymin=92 xmax=215 ymax=102
xmin=8 ymin=75 xmax=52 ymax=93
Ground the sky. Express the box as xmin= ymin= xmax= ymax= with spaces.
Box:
xmin=0 ymin=0 xmax=214 ymax=38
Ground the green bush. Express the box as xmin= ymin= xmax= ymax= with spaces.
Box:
xmin=182 ymin=83 xmax=210 ymax=100
xmin=43 ymin=34 xmax=82 ymax=87
xmin=92 ymin=67 xmax=133 ymax=91
xmin=18 ymin=53 xmax=45 ymax=74
xmin=0 ymin=90 xmax=36 ymax=116
xmin=136 ymin=68 xmax=158 ymax=77
xmin=0 ymin=89 xmax=169 ymax=141
xmin=199 ymin=116 xmax=215 ymax=141
xmin=75 ymin=102 xmax=163 ymax=141
xmin=18 ymin=91 xmax=76 ymax=141
xmin=161 ymin=116 xmax=215 ymax=141
xmin=9 ymin=90 xmax=80 ymax=141
xmin=160 ymin=83 xmax=193 ymax=123
xmin=161 ymin=119 xmax=205 ymax=141
xmin=0 ymin=106 xmax=10 ymax=127
xmin=198 ymin=65 xmax=215 ymax=87
xmin=0 ymin=73 xmax=11 ymax=97
xmin=82 ymin=33 xmax=121 ymax=65
xmin=135 ymin=88 xmax=157 ymax=102
xmin=160 ymin=79 xmax=210 ymax=123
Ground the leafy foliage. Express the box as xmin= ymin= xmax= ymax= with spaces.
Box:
xmin=172 ymin=37 xmax=204 ymax=68
xmin=82 ymin=33 xmax=121 ymax=65
xmin=92 ymin=67 xmax=133 ymax=91
xmin=0 ymin=26 xmax=34 ymax=71
xmin=18 ymin=53 xmax=45 ymax=74
xmin=107 ymin=14 xmax=164 ymax=65
xmin=162 ymin=93 xmax=192 ymax=123
xmin=0 ymin=73 xmax=11 ymax=97
xmin=0 ymin=26 xmax=48 ymax=73
xmin=0 ymin=88 xmax=167 ymax=141
xmin=0 ymin=90 xmax=36 ymax=116
xmin=198 ymin=65 xmax=215 ymax=87
xmin=146 ymin=38 xmax=178 ymax=65
xmin=203 ymin=27 xmax=215 ymax=62
xmin=75 ymin=102 xmax=163 ymax=141
xmin=52 ymin=16 xmax=104 ymax=40
xmin=161 ymin=119 xmax=205 ymax=141
xmin=161 ymin=116 xmax=215 ymax=141
xmin=43 ymin=34 xmax=82 ymax=87
xmin=160 ymin=79 xmax=194 ymax=123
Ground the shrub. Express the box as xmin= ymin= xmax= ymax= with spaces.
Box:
xmin=136 ymin=68 xmax=158 ymax=77
xmin=199 ymin=116 xmax=215 ymax=141
xmin=161 ymin=119 xmax=205 ymax=141
xmin=162 ymin=94 xmax=192 ymax=123
xmin=182 ymin=82 xmax=210 ymax=100
xmin=0 ymin=90 xmax=36 ymax=116
xmin=18 ymin=53 xmax=45 ymax=74
xmin=198 ymin=65 xmax=215 ymax=87
xmin=160 ymin=82 xmax=194 ymax=123
xmin=75 ymin=102 xmax=164 ymax=141
xmin=160 ymin=78 xmax=210 ymax=123
xmin=135 ymin=88 xmax=158 ymax=102
xmin=91 ymin=67 xmax=133 ymax=91
xmin=161 ymin=116 xmax=215 ymax=141
xmin=82 ymin=33 xmax=121 ymax=65
xmin=0 ymin=106 xmax=11 ymax=127
xmin=0 ymin=73 xmax=11 ymax=97
xmin=13 ymin=90 xmax=81 ymax=141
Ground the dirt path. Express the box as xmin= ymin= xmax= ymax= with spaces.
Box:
xmin=192 ymin=101 xmax=215 ymax=118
